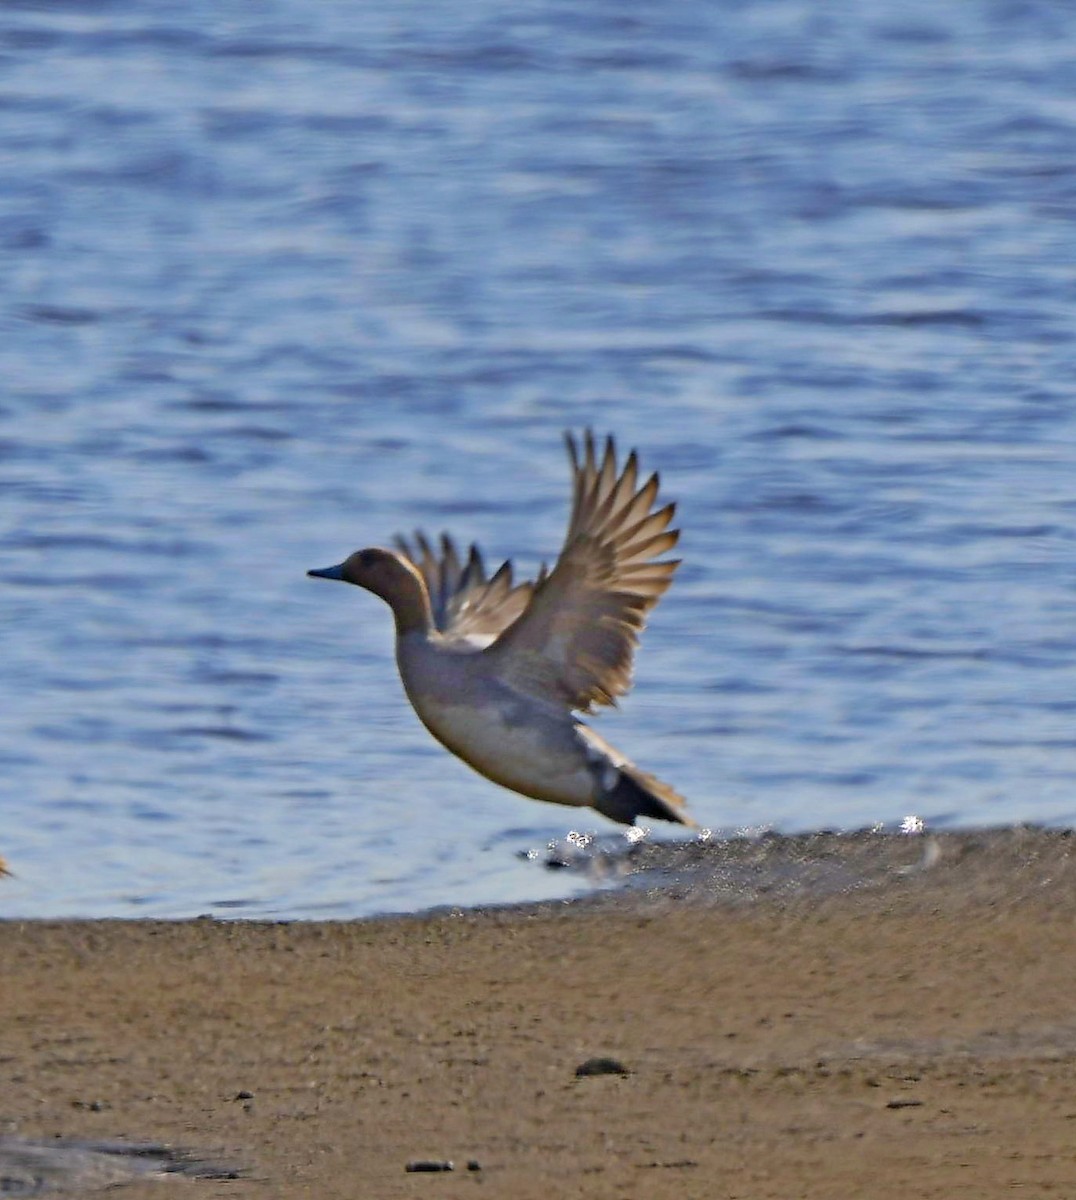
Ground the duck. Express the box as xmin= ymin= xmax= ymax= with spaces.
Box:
xmin=308 ymin=431 xmax=695 ymax=827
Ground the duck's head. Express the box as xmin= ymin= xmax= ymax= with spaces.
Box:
xmin=308 ymin=548 xmax=430 ymax=632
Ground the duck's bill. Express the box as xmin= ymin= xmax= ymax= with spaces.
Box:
xmin=307 ymin=563 xmax=345 ymax=580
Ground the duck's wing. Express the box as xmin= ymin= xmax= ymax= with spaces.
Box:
xmin=486 ymin=431 xmax=680 ymax=713
xmin=393 ymin=531 xmax=542 ymax=648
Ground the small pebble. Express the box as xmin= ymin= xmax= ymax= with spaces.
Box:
xmin=575 ymin=1056 xmax=631 ymax=1077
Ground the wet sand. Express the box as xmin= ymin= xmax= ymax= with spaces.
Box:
xmin=2 ymin=828 xmax=1075 ymax=1198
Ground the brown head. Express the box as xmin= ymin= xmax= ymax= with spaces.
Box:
xmin=307 ymin=547 xmax=433 ymax=635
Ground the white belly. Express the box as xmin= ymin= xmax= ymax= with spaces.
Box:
xmin=413 ymin=697 xmax=596 ymax=809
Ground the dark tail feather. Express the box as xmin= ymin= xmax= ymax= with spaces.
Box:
xmin=595 ymin=765 xmax=696 ymax=827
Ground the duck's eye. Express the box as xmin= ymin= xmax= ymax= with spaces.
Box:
xmin=356 ymin=550 xmax=376 ymax=568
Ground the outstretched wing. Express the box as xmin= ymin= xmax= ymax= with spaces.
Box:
xmin=486 ymin=431 xmax=680 ymax=712
xmin=393 ymin=531 xmax=541 ymax=648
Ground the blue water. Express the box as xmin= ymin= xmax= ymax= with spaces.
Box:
xmin=3 ymin=0 xmax=1076 ymax=918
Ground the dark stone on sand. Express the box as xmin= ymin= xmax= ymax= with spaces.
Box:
xmin=575 ymin=1056 xmax=632 ymax=1077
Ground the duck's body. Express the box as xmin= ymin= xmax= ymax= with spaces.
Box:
xmin=309 ymin=432 xmax=694 ymax=827
xmin=396 ymin=633 xmax=595 ymax=807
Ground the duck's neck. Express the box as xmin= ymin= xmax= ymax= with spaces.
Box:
xmin=388 ymin=574 xmax=435 ymax=638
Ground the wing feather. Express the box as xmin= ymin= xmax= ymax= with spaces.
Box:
xmin=487 ymin=431 xmax=680 ymax=712
xmin=393 ymin=532 xmax=538 ymax=647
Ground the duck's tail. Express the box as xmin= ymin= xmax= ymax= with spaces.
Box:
xmin=595 ymin=763 xmax=696 ymax=827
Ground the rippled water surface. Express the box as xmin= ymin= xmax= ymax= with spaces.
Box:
xmin=3 ymin=0 xmax=1076 ymax=918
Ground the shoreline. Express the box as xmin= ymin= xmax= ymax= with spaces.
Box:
xmin=2 ymin=827 xmax=1074 ymax=1198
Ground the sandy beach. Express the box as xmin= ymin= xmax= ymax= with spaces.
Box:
xmin=2 ymin=828 xmax=1075 ymax=1198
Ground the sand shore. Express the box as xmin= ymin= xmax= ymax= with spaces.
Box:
xmin=2 ymin=828 xmax=1075 ymax=1198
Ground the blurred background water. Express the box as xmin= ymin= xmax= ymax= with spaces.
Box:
xmin=2 ymin=0 xmax=1076 ymax=918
